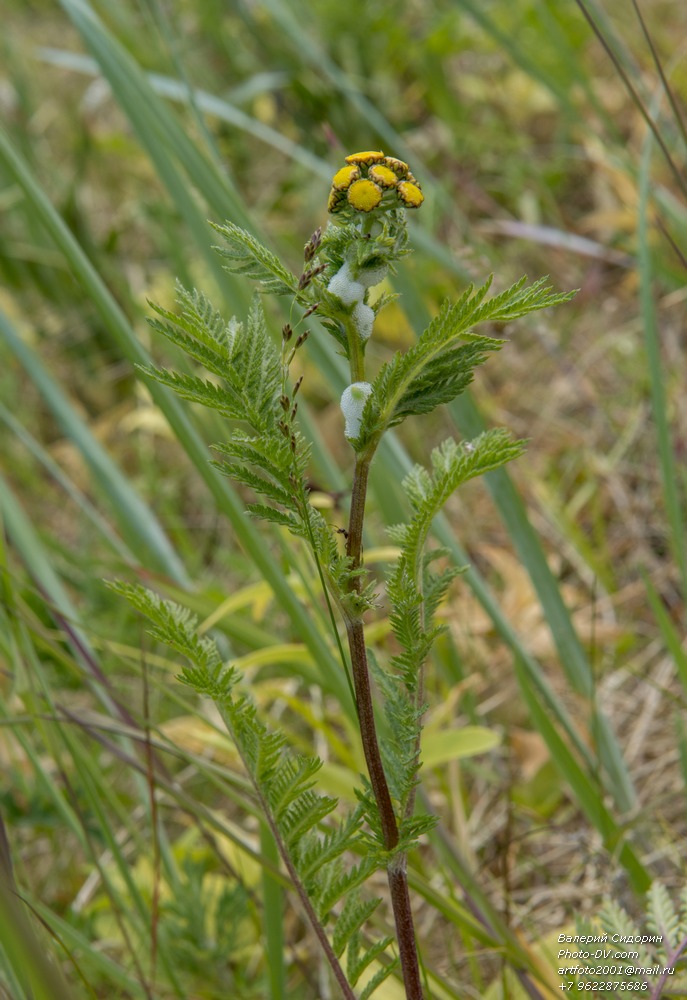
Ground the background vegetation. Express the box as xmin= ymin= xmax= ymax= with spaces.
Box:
xmin=0 ymin=0 xmax=686 ymax=997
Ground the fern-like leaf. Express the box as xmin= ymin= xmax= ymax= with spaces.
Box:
xmin=264 ymin=755 xmax=324 ymax=819
xmin=146 ymin=313 xmax=238 ymax=382
xmin=471 ymin=273 xmax=575 ymax=325
xmin=106 ymin=582 xmax=228 ymax=683
xmin=280 ymin=789 xmax=339 ymax=847
xmin=111 ymin=581 xmax=392 ymax=1000
xmin=212 ymin=433 xmax=293 ymax=485
xmin=137 ymin=364 xmax=248 ymax=419
xmin=370 ymin=656 xmax=424 ymax=813
xmin=346 ymin=932 xmax=395 ymax=986
xmin=239 ymin=293 xmax=283 ymax=426
xmin=390 ymin=339 xmax=501 ymax=425
xmin=148 ymin=283 xmax=240 ymax=358
xmin=365 ymin=276 xmax=575 ymax=444
xmin=647 ymin=881 xmax=680 ymax=956
xmin=333 ymin=896 xmax=381 ymax=958
xmin=245 ymin=503 xmax=301 ymax=529
xmin=422 ymin=558 xmax=464 ymax=625
xmin=678 ymin=885 xmax=687 ymax=940
xmin=212 ymin=221 xmax=299 ymax=296
xmin=295 ymin=809 xmax=364 ymax=884
xmin=595 ymin=899 xmax=655 ymax=969
xmin=386 ymin=563 xmax=444 ymax=691
xmin=315 ymin=857 xmax=378 ymax=919
xmin=211 ymin=461 xmax=298 ymax=511
xmin=392 ymin=431 xmax=525 ymax=577
xmin=145 ymin=290 xmax=282 ymax=434
xmin=358 ymin=958 xmax=400 ymax=1000
xmin=172 ymin=282 xmax=238 ymax=349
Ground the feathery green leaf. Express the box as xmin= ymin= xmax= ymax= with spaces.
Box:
xmin=391 ymin=430 xmax=526 ymax=577
xmin=364 ymin=276 xmax=574 ymax=446
xmin=333 ymin=896 xmax=381 ymax=957
xmin=346 ymin=932 xmax=395 ymax=986
xmin=212 ymin=221 xmax=299 ymax=295
xmin=358 ymin=959 xmax=400 ymax=1000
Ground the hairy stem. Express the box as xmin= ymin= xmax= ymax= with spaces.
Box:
xmin=344 ymin=315 xmax=366 ymax=383
xmin=346 ymin=454 xmax=424 ymax=1000
xmin=346 ymin=619 xmax=398 ymax=851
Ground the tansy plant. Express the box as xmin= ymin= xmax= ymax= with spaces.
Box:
xmin=112 ymin=150 xmax=573 ymax=1000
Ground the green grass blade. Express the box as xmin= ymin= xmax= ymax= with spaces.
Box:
xmin=0 ymin=471 xmax=102 ymax=676
xmin=644 ymin=573 xmax=687 ymax=693
xmin=0 ymin=879 xmax=75 ymax=1000
xmin=48 ymin=4 xmax=346 ymax=493
xmin=0 ymin=400 xmax=134 ymax=563
xmin=58 ymin=0 xmax=251 ymax=301
xmin=19 ymin=894 xmax=149 ymax=998
xmin=450 ymin=394 xmax=637 ymax=814
xmin=452 ymin=0 xmax=573 ymax=110
xmin=514 ymin=657 xmax=649 ymax=893
xmin=0 ymin=306 xmax=189 ymax=585
xmin=638 ymin=130 xmax=687 ymax=603
xmin=451 ymin=392 xmax=594 ymax=698
xmin=261 ymin=822 xmax=287 ymax=1000
xmin=36 ymin=46 xmax=331 ymax=180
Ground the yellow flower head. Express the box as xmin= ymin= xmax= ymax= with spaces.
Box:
xmin=397 ymin=181 xmax=424 ymax=208
xmin=327 ymin=151 xmax=424 ymax=214
xmin=383 ymin=156 xmax=410 ymax=178
xmin=331 ymin=164 xmax=360 ymax=191
xmin=347 ymin=179 xmax=383 ymax=212
xmin=368 ymin=164 xmax=398 ymax=189
xmin=344 ymin=150 xmax=385 ymax=167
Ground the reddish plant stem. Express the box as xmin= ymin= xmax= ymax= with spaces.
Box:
xmin=347 ymin=620 xmax=398 ymax=851
xmin=388 ymin=860 xmax=424 ymax=1000
xmin=346 ymin=454 xmax=424 ymax=1000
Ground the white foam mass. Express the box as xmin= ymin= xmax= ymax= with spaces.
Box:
xmin=352 ymin=302 xmax=374 ymax=342
xmin=340 ymin=382 xmax=373 ymax=440
xmin=357 ymin=264 xmax=388 ymax=289
xmin=327 ymin=261 xmax=364 ymax=306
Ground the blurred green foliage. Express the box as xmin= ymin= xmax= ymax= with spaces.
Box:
xmin=1 ymin=0 xmax=686 ymax=997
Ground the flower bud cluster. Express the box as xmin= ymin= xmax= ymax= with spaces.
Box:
xmin=328 ymin=151 xmax=424 ymax=215
xmin=320 ymin=152 xmax=424 ymax=448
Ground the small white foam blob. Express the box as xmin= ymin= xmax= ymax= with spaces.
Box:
xmin=352 ymin=302 xmax=374 ymax=342
xmin=357 ymin=264 xmax=388 ymax=289
xmin=327 ymin=261 xmax=364 ymax=306
xmin=340 ymin=382 xmax=373 ymax=440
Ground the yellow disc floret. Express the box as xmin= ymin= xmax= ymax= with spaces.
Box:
xmin=368 ymin=164 xmax=399 ymax=189
xmin=347 ymin=179 xmax=383 ymax=212
xmin=344 ymin=150 xmax=385 ymax=167
xmin=331 ymin=164 xmax=360 ymax=191
xmin=397 ymin=181 xmax=424 ymax=208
